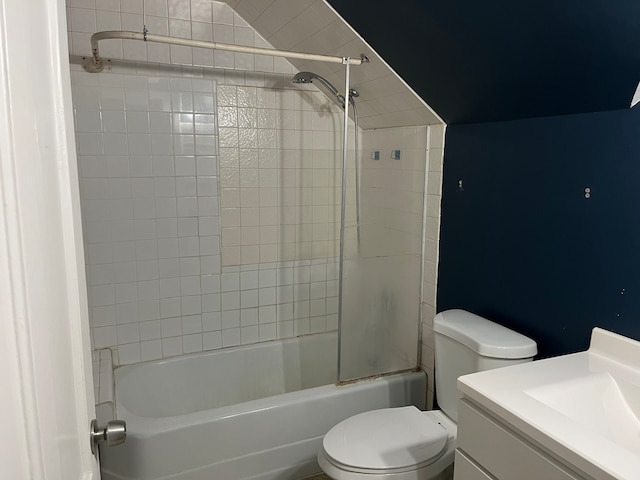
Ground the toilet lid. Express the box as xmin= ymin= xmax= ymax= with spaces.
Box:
xmin=322 ymin=406 xmax=448 ymax=470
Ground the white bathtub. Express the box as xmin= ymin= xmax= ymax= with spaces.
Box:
xmin=100 ymin=332 xmax=426 ymax=480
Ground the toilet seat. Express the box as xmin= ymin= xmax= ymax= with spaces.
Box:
xmin=322 ymin=406 xmax=449 ymax=474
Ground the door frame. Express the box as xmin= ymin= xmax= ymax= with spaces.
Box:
xmin=0 ymin=0 xmax=99 ymax=478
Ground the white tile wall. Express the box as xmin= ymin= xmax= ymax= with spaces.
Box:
xmin=218 ymin=84 xmax=356 ymax=266
xmin=92 ymin=348 xmax=114 ymax=405
xmin=92 ymin=347 xmax=116 ymax=422
xmin=67 ymin=1 xmax=295 ymax=75
xmin=72 ymin=68 xmax=343 ymax=365
xmin=73 ymin=71 xmax=221 ymax=365
xmin=421 ymin=124 xmax=446 ymax=409
xmin=359 ymin=126 xmax=428 ymax=258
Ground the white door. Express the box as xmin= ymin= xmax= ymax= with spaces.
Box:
xmin=0 ymin=0 xmax=100 ymax=479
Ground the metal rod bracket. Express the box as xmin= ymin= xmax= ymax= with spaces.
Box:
xmin=82 ymin=56 xmax=109 ymax=73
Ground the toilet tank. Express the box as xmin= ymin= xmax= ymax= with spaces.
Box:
xmin=433 ymin=309 xmax=537 ymax=422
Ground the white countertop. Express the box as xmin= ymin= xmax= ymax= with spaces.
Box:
xmin=457 ymin=328 xmax=640 ymax=480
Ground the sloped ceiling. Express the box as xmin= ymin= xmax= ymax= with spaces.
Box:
xmin=327 ymin=0 xmax=640 ymax=125
xmin=223 ymin=0 xmax=443 ymax=128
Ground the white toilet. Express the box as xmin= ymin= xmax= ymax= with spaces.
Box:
xmin=317 ymin=309 xmax=537 ymax=480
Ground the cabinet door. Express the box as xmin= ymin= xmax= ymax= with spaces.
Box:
xmin=457 ymin=400 xmax=583 ymax=480
xmin=454 ymin=450 xmax=494 ymax=480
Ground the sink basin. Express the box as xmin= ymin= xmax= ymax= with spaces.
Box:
xmin=526 ymin=372 xmax=640 ymax=456
xmin=457 ymin=327 xmax=640 ymax=480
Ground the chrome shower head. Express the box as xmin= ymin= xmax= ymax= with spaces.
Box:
xmin=292 ymin=71 xmax=359 ymax=110
xmin=294 ymin=72 xmax=351 ymax=109
xmin=292 ymin=71 xmax=341 ymax=97
xmin=292 ymin=71 xmax=315 ymax=84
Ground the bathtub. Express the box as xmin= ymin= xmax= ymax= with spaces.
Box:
xmin=100 ymin=332 xmax=426 ymax=480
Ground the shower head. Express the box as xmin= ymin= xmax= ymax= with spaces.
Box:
xmin=292 ymin=71 xmax=340 ymax=96
xmin=292 ymin=71 xmax=358 ymax=110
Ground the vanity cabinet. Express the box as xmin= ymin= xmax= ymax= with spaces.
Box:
xmin=454 ymin=399 xmax=587 ymax=480
xmin=453 ymin=328 xmax=639 ymax=480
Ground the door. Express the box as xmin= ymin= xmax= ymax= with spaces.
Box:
xmin=0 ymin=0 xmax=100 ymax=479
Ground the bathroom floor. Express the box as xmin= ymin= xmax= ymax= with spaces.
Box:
xmin=301 ymin=475 xmax=331 ymax=480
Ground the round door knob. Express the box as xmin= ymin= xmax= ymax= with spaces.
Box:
xmin=90 ymin=419 xmax=126 ymax=454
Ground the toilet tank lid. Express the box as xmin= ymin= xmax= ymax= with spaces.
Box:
xmin=434 ymin=309 xmax=537 ymax=359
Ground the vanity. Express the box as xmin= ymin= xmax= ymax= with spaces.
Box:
xmin=454 ymin=327 xmax=640 ymax=480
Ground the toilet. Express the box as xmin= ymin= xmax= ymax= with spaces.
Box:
xmin=317 ymin=309 xmax=537 ymax=480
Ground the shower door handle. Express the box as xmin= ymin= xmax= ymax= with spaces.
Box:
xmin=90 ymin=418 xmax=126 ymax=454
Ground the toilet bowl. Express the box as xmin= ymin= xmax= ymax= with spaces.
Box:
xmin=318 ymin=309 xmax=537 ymax=480
xmin=318 ymin=407 xmax=456 ymax=480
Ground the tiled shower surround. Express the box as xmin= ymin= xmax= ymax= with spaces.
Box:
xmin=217 ymin=84 xmax=349 ymax=266
xmin=72 ymin=70 xmax=346 ymax=364
xmin=68 ymin=0 xmax=440 ymax=383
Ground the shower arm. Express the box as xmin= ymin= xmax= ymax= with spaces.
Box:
xmin=83 ymin=29 xmax=370 ymax=73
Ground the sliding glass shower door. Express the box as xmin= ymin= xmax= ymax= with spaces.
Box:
xmin=338 ymin=127 xmax=426 ymax=382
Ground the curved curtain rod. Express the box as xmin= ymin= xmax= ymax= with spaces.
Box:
xmin=83 ymin=30 xmax=369 ymax=73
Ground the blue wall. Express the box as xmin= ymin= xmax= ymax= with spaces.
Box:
xmin=328 ymin=0 xmax=640 ymax=124
xmin=437 ymin=108 xmax=640 ymax=358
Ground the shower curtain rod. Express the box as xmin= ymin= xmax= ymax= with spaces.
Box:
xmin=83 ymin=29 xmax=369 ymax=73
